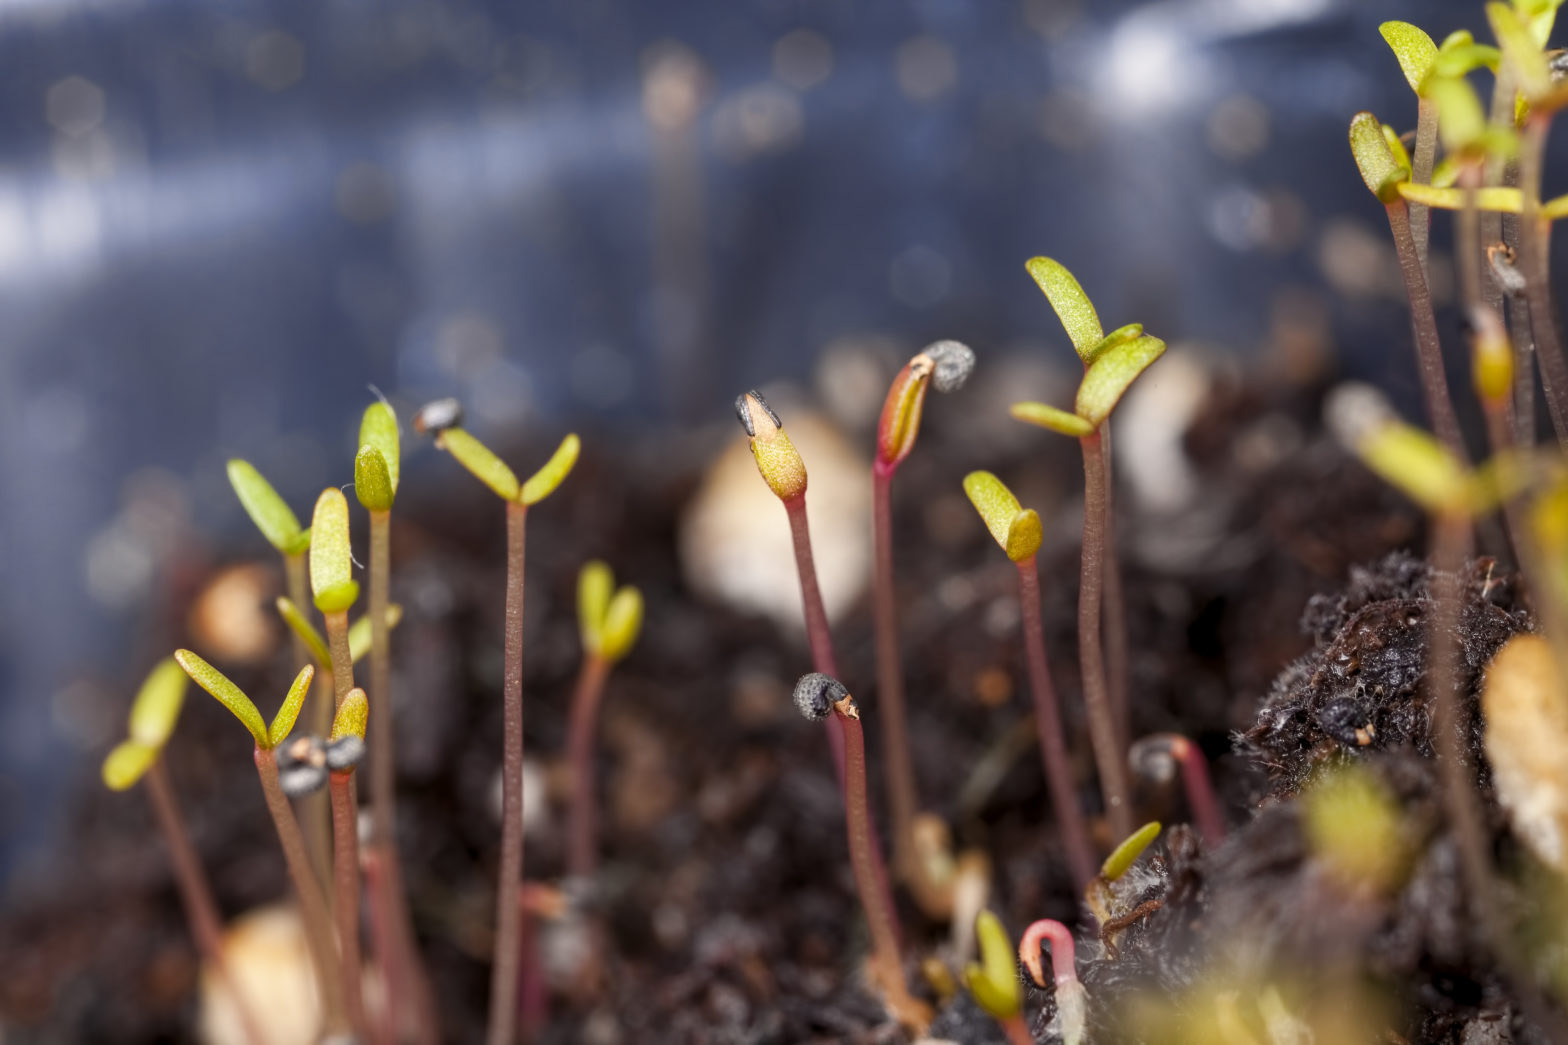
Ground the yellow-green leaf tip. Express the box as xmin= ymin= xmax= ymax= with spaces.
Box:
xmin=1025 ymin=256 xmax=1103 ymax=360
xmin=578 ymin=561 xmax=614 ymax=653
xmin=268 ymin=664 xmax=315 ymax=748
xmin=102 ymin=740 xmax=159 ymax=791
xmin=309 ymin=488 xmax=358 ymax=612
xmin=1349 ymin=112 xmax=1410 ymax=204
xmin=359 ymin=400 xmax=400 ymax=493
xmin=175 ymin=649 xmax=269 ymax=748
xmin=1326 ymin=383 xmax=1473 ymax=516
xmin=963 ymin=910 xmax=1022 ymax=1019
xmin=736 ymin=392 xmax=808 ymax=502
xmin=1075 ymin=334 xmax=1166 ymax=427
xmin=1101 ymin=821 xmax=1162 ymax=882
xmin=962 ymin=471 xmax=1041 ymax=562
xmin=331 ymin=687 xmax=369 ymax=742
xmin=1011 ymin=400 xmax=1094 ymax=438
xmin=276 ymin=596 xmax=331 ymax=669
xmin=520 ymin=433 xmax=581 ymax=505
xmin=128 ymin=656 xmax=187 ymax=750
xmin=355 ymin=445 xmax=395 ymax=512
xmin=1488 ymin=2 xmax=1549 ymax=97
xmin=348 ymin=604 xmax=404 ymax=664
xmin=227 ymin=459 xmax=308 ymax=556
xmin=437 ymin=427 xmax=521 ymax=501
xmin=600 ymin=587 xmax=644 ymax=663
xmin=1379 ymin=21 xmax=1438 ymax=93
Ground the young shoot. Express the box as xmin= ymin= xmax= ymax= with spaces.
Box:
xmin=227 ymin=458 xmax=314 ymax=679
xmin=1379 ymin=21 xmax=1440 ymax=264
xmin=173 ymin=651 xmax=350 ymax=1039
xmin=1086 ymin=821 xmax=1162 ymax=928
xmin=963 ymin=470 xmax=1095 ymax=888
xmin=963 ymin=910 xmax=1032 ymax=1045
xmin=872 ymin=340 xmax=976 ymax=907
xmin=1019 ymin=917 xmax=1088 ymax=1045
xmin=101 ymin=658 xmax=266 ymax=1045
xmin=424 ymin=403 xmax=579 ymax=1045
xmin=1128 ymin=733 xmax=1226 ymax=845
xmin=792 ymin=673 xmax=931 ymax=1031
xmin=309 ymin=487 xmax=361 ymax=707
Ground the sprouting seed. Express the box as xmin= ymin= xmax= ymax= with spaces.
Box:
xmin=793 ymin=671 xmax=847 ymax=721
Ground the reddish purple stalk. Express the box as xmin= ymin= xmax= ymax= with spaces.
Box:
xmin=1385 ymin=200 xmax=1467 ymax=460
xmin=871 ymin=462 xmax=920 ymax=884
xmin=1016 ymin=557 xmax=1095 ymax=889
xmin=1134 ymin=734 xmax=1225 ymax=846
xmin=487 ymin=501 xmax=528 ymax=1045
xmin=329 ymin=771 xmax=367 ymax=1036
xmin=567 ymin=654 xmax=612 ymax=879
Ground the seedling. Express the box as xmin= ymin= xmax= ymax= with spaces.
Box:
xmin=963 ymin=910 xmax=1031 ymax=1045
xmin=1128 ymin=733 xmax=1226 ymax=845
xmin=309 ymin=487 xmax=360 ymax=705
xmin=792 ymin=673 xmax=931 ymax=1031
xmin=1012 ymin=257 xmax=1167 ymax=841
xmin=1019 ymin=917 xmax=1088 ymax=1045
xmin=1085 ymin=820 xmax=1162 ymax=929
xmin=567 ymin=560 xmax=644 ymax=880
xmin=424 ymin=404 xmax=579 ymax=1045
xmin=172 ymin=651 xmax=349 ymax=1039
xmin=227 ymin=459 xmax=314 ymax=673
xmin=962 ymin=470 xmax=1095 ymax=888
xmin=872 ymin=340 xmax=976 ymax=908
xmin=102 ymin=659 xmax=266 ymax=1045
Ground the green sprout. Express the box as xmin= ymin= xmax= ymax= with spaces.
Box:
xmin=963 ymin=470 xmax=1094 ymax=888
xmin=1085 ymin=821 xmax=1163 ymax=943
xmin=422 ymin=404 xmax=579 ymax=1045
xmin=1012 ymin=256 xmax=1164 ymax=842
xmin=227 ymin=458 xmax=314 ymax=699
xmin=963 ymin=911 xmax=1032 ymax=1045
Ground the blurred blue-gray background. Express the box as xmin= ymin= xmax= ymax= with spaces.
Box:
xmin=0 ymin=0 xmax=1532 ymax=874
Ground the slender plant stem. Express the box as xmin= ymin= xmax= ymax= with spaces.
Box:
xmin=487 ymin=500 xmax=528 ymax=1045
xmin=284 ymin=552 xmax=311 ymax=692
xmin=871 ymin=464 xmax=920 ymax=885
xmin=288 ymin=551 xmax=332 ymax=896
xmin=1171 ymin=736 xmax=1225 ymax=846
xmin=254 ymin=746 xmax=350 ymax=1038
xmin=999 ymin=1014 xmax=1034 ymax=1045
xmin=1017 ymin=558 xmax=1095 ymax=889
xmin=1518 ymin=114 xmax=1568 ymax=445
xmin=324 ymin=610 xmax=355 ymax=706
xmin=1458 ymin=167 xmax=1486 ymax=320
xmin=1099 ymin=426 xmax=1131 ymax=753
xmin=361 ymin=847 xmax=399 ymax=1045
xmin=567 ymin=654 xmax=611 ymax=879
xmin=1386 ymin=200 xmax=1468 ymax=459
xmin=836 ymin=704 xmax=927 ymax=1030
xmin=1482 ymin=72 xmax=1514 ymax=320
xmin=1411 ymin=98 xmax=1439 ymax=271
xmin=1078 ymin=431 xmax=1134 ymax=840
xmin=329 ymin=771 xmax=367 ymax=1036
xmin=144 ymin=762 xmax=266 ymax=1045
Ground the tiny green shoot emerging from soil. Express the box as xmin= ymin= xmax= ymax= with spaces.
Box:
xmin=1019 ymin=917 xmax=1087 ymax=1045
xmin=964 ymin=910 xmax=1032 ymax=1045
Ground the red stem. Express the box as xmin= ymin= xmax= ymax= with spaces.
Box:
xmin=1078 ymin=431 xmax=1134 ymax=839
xmin=871 ymin=463 xmax=920 ymax=881
xmin=1000 ymin=1013 xmax=1035 ymax=1045
xmin=287 ymin=551 xmax=333 ymax=899
xmin=1019 ymin=918 xmax=1078 ymax=990
xmin=567 ymin=654 xmax=612 ymax=879
xmin=487 ymin=501 xmax=528 ymax=1045
xmin=144 ymin=762 xmax=267 ymax=1045
xmin=1100 ymin=426 xmax=1131 ymax=754
xmin=1385 ymin=200 xmax=1468 ymax=460
xmin=329 ymin=771 xmax=367 ymax=1036
xmin=1162 ymin=735 xmax=1225 ymax=845
xmin=1017 ymin=558 xmax=1095 ymax=889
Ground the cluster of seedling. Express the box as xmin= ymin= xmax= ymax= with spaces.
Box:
xmin=92 ymin=1 xmax=1568 ymax=1041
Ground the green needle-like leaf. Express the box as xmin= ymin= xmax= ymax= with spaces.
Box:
xmin=227 ymin=459 xmax=308 ymax=556
xmin=310 ymin=488 xmax=360 ymax=613
xmin=268 ymin=665 xmax=315 ymax=748
xmin=175 ymin=649 xmax=269 ymax=748
xmin=962 ymin=471 xmax=1042 ymax=562
xmin=578 ymin=561 xmax=613 ymax=654
xmin=128 ymin=656 xmax=187 ymax=749
xmin=1379 ymin=21 xmax=1438 ymax=93
xmin=1075 ymin=334 xmax=1166 ymax=427
xmin=348 ymin=604 xmax=404 ymax=664
xmin=1431 ymin=42 xmax=1501 ymax=78
xmin=1101 ymin=821 xmax=1162 ymax=882
xmin=355 ymin=445 xmax=395 ymax=513
xmin=520 ymin=433 xmax=581 ymax=505
xmin=963 ymin=911 xmax=1022 ymax=1019
xmin=276 ymin=597 xmax=331 ymax=669
xmin=437 ymin=427 xmax=521 ymax=501
xmin=1025 ymin=257 xmax=1103 ymax=360
xmin=102 ymin=740 xmax=159 ymax=791
xmin=359 ymin=400 xmax=400 ymax=493
xmin=600 ymin=587 xmax=644 ymax=663
xmin=1010 ymin=401 xmax=1094 ymax=438
xmin=331 ymin=688 xmax=369 ymax=742
xmin=1350 ymin=111 xmax=1411 ymax=204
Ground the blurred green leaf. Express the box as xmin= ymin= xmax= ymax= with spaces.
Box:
xmin=963 ymin=911 xmax=1021 ymax=1019
xmin=128 ymin=656 xmax=187 ymax=749
xmin=1380 ymin=21 xmax=1438 ymax=93
xmin=355 ymin=446 xmax=395 ymax=513
xmin=1398 ymin=181 xmax=1523 ymax=211
xmin=1491 ymin=2 xmax=1552 ymax=97
xmin=1084 ymin=322 xmax=1144 ymax=364
xmin=310 ymin=488 xmax=359 ymax=613
xmin=1024 ymin=257 xmax=1103 ymax=361
xmin=348 ymin=604 xmax=403 ymax=664
xmin=520 ymin=433 xmax=581 ymax=505
xmin=1425 ymin=74 xmax=1489 ymax=153
xmin=276 ymin=597 xmax=331 ymax=669
xmin=1381 ymin=124 xmax=1414 ymax=172
xmin=175 ymin=649 xmax=269 ymax=748
xmin=331 ymin=688 xmax=369 ymax=742
xmin=601 ymin=587 xmax=644 ymax=663
xmin=1517 ymin=0 xmax=1566 ymax=48
xmin=1430 ymin=41 xmax=1501 ymax=77
xmin=359 ymin=401 xmax=400 ymax=493
xmin=102 ymin=739 xmax=158 ymax=791
xmin=1101 ymin=821 xmax=1162 ymax=882
xmin=268 ymin=665 xmax=315 ymax=748
xmin=1010 ymin=400 xmax=1094 ymax=438
xmin=1350 ymin=111 xmax=1411 ymax=203
xmin=437 ymin=427 xmax=520 ymax=501
xmin=578 ymin=561 xmax=613 ymax=654
xmin=1075 ymin=334 xmax=1166 ymax=427
xmin=227 ymin=460 xmax=308 ymax=556
xmin=962 ymin=471 xmax=1041 ymax=562
xmin=1353 ymin=420 xmax=1474 ymax=515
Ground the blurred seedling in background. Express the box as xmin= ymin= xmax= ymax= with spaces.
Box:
xmin=1129 ymin=733 xmax=1227 ymax=846
xmin=793 ymin=672 xmax=931 ymax=1031
xmin=102 ymin=658 xmax=266 ymax=1045
xmin=173 ymin=651 xmax=351 ymax=1040
xmin=963 ymin=469 xmax=1095 ymax=888
xmin=1011 ymin=257 xmax=1167 ymax=841
xmin=1018 ymin=917 xmax=1087 ymax=1045
xmin=963 ymin=910 xmax=1033 ymax=1045
xmin=423 ymin=403 xmax=578 ymax=1045
xmin=870 ymin=340 xmax=977 ymax=912
xmin=1302 ymin=764 xmax=1413 ymax=899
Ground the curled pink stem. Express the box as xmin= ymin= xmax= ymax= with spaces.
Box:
xmin=1019 ymin=919 xmax=1078 ymax=990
